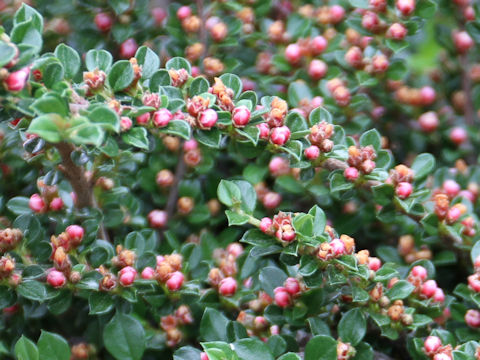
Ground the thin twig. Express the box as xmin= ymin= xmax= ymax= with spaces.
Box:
xmin=196 ymin=0 xmax=208 ymax=61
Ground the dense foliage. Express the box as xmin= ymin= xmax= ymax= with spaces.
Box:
xmin=0 ymin=0 xmax=480 ymax=359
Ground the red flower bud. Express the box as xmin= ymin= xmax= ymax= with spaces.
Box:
xmin=232 ymin=106 xmax=251 ymax=127
xmin=94 ymin=12 xmax=113 ymax=32
xmin=119 ymin=266 xmax=137 ymax=286
xmin=166 ymin=271 xmax=184 ymax=291
xmin=219 ymin=277 xmax=237 ymax=296
xmin=198 ymin=109 xmax=218 ymax=129
xmin=119 ymin=38 xmax=138 ymax=59
xmin=141 ymin=267 xmax=155 ymax=279
xmin=5 ymin=67 xmax=29 ymax=92
xmin=270 ymin=126 xmax=291 ymax=145
xmin=285 ymin=43 xmax=301 ymax=64
xmin=396 ymin=182 xmax=413 ymax=199
xmin=153 ymin=109 xmax=173 ymax=128
xmin=29 ymin=194 xmax=46 ymax=213
xmin=47 ymin=270 xmax=66 ymax=288
xmin=148 ymin=210 xmax=168 ymax=228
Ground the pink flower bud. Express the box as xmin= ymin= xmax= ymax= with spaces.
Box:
xmin=420 ymin=86 xmax=436 ymax=105
xmin=446 ymin=206 xmax=462 ymax=224
xmin=372 ymin=55 xmax=389 ymax=73
xmin=396 ymin=0 xmax=416 ymax=16
xmin=305 ymin=145 xmax=320 ymax=160
xmin=411 ymin=265 xmax=428 ymax=280
xmin=311 ymin=36 xmax=328 ymax=55
xmin=260 ymin=217 xmax=273 ymax=233
xmin=151 ymin=8 xmax=167 ymax=26
xmin=177 ymin=6 xmax=192 ymax=20
xmin=386 ymin=23 xmax=408 ymax=40
xmin=153 ymin=109 xmax=173 ymax=128
xmin=459 ymin=190 xmax=475 ymax=202
xmin=396 ymin=182 xmax=413 ymax=199
xmin=345 ymin=47 xmax=363 ymax=68
xmin=329 ymin=5 xmax=345 ymax=23
xmin=166 ymin=271 xmax=184 ymax=291
xmin=47 ymin=270 xmax=66 ymax=288
xmin=198 ymin=109 xmax=218 ymax=129
xmin=274 ymin=287 xmax=291 ymax=307
xmin=465 ymin=309 xmax=480 ymax=328
xmin=270 ymin=126 xmax=291 ymax=146
xmin=183 ymin=139 xmax=198 ymax=152
xmin=463 ymin=6 xmax=475 ymax=21
xmin=94 ymin=12 xmax=113 ymax=32
xmin=49 ymin=197 xmax=64 ymax=211
xmin=284 ymin=277 xmax=300 ymax=295
xmin=424 ymin=336 xmax=442 ymax=354
xmin=219 ymin=277 xmax=237 ymax=296
xmin=226 ymin=243 xmax=243 ymax=258
xmin=191 ymin=66 xmax=200 ymax=77
xmin=433 ymin=288 xmax=445 ymax=303
xmin=201 ymin=352 xmax=209 ymax=360
xmin=421 ymin=279 xmax=438 ymax=298
xmin=120 ymin=116 xmax=133 ymax=131
xmin=361 ymin=11 xmax=379 ymax=32
xmin=443 ymin=180 xmax=460 ymax=198
xmin=418 ymin=111 xmax=439 ymax=133
xmin=449 ymin=127 xmax=467 ymax=145
xmin=263 ymin=192 xmax=282 ymax=209
xmin=368 ymin=257 xmax=382 ymax=271
xmin=330 ymin=238 xmax=346 ymax=256
xmin=119 ymin=266 xmax=137 ymax=286
xmin=344 ymin=167 xmax=359 ymax=182
xmin=141 ymin=267 xmax=155 ymax=279
xmin=119 ymin=38 xmax=138 ymax=59
xmin=232 ymin=106 xmax=251 ymax=127
xmin=453 ymin=31 xmax=474 ymax=53
xmin=285 ymin=43 xmax=301 ymax=64
xmin=29 ymin=194 xmax=46 ymax=213
xmin=257 ymin=123 xmax=270 ymax=139
xmin=311 ymin=96 xmax=324 ymax=108
xmin=308 ymin=60 xmax=328 ymax=80
xmin=269 ymin=156 xmax=290 ymax=176
xmin=5 ymin=67 xmax=29 ymax=92
xmin=433 ymin=354 xmax=452 ymax=360
xmin=136 ymin=113 xmax=150 ymax=126
xmin=148 ymin=210 xmax=168 ymax=228
xmin=66 ymin=225 xmax=84 ymax=242
xmin=468 ymin=274 xmax=480 ymax=292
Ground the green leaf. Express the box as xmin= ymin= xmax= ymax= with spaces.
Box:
xmin=415 ymin=0 xmax=437 ymax=18
xmin=217 ymin=180 xmax=242 ymax=207
xmin=259 ymin=266 xmax=287 ymax=297
xmin=338 ymin=308 xmax=366 ymax=346
xmin=66 ymin=117 xmax=104 ymax=146
xmin=15 ymin=336 xmax=39 ymax=360
xmin=109 ymin=0 xmax=130 ymax=14
xmin=411 ymin=153 xmax=435 ymax=181
xmin=359 ymin=129 xmax=381 ymax=151
xmin=7 ymin=196 xmax=31 ymax=215
xmin=54 ymin=44 xmax=80 ymax=79
xmin=349 ymin=0 xmax=369 ymax=8
xmin=233 ymin=338 xmax=274 ymax=360
xmin=85 ymin=49 xmax=113 ymax=72
xmin=288 ymin=81 xmax=312 ymax=107
xmin=108 ymin=60 xmax=134 ymax=91
xmin=17 ymin=281 xmax=47 ymax=301
xmin=466 ymin=22 xmax=480 ymax=43
xmin=231 ymin=180 xmax=257 ymax=213
xmin=165 ymin=57 xmax=191 ymax=75
xmin=88 ymin=106 xmax=120 ymax=132
xmin=308 ymin=205 xmax=326 ymax=236
xmin=43 ymin=62 xmax=64 ymax=88
xmin=195 ymin=128 xmax=221 ymax=148
xmin=200 ymin=308 xmax=230 ymax=342
xmin=28 ymin=114 xmax=62 ymax=143
xmin=122 ymin=127 xmax=149 ymax=149
xmin=385 ymin=39 xmax=409 ymax=53
xmin=11 ymin=18 xmax=42 ymax=51
xmin=89 ymin=291 xmax=114 ymax=315
xmin=37 ymin=331 xmax=70 ymax=360
xmin=190 ymin=77 xmax=210 ymax=96
xmin=161 ymin=120 xmax=191 ymax=140
xmin=387 ymin=60 xmax=408 ymax=81
xmin=309 ymin=107 xmax=332 ymax=125
xmin=278 ymin=354 xmax=302 ymax=360
xmin=135 ymin=46 xmax=159 ymax=79
xmin=304 ymin=335 xmax=337 ymax=360
xmin=14 ymin=3 xmax=43 ymax=32
xmin=225 ymin=210 xmax=250 ymax=226
xmin=0 ymin=41 xmax=17 ymax=68
xmin=103 ymin=312 xmax=145 ymax=360
xmin=219 ymin=73 xmax=243 ymax=98
xmin=31 ymin=94 xmax=69 ymax=117
xmin=150 ymin=69 xmax=171 ymax=91
xmin=372 ymin=184 xmax=394 ymax=206
xmin=386 ymin=280 xmax=415 ymax=300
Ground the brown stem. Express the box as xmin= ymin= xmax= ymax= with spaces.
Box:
xmin=55 ymin=142 xmax=93 ymax=208
xmin=166 ymin=152 xmax=186 ymax=220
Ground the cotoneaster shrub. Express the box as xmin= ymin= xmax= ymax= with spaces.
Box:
xmin=0 ymin=1 xmax=480 ymax=360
